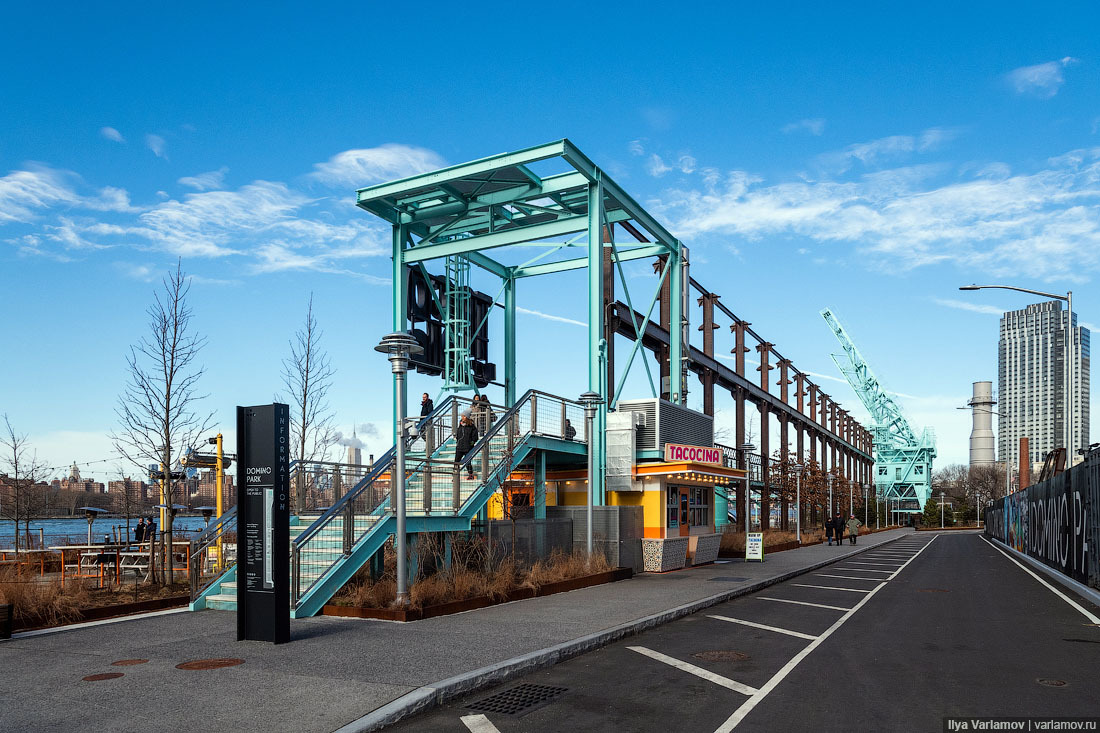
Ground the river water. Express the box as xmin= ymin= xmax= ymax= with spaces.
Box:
xmin=0 ymin=516 xmax=211 ymax=549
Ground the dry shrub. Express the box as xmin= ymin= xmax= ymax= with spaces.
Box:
xmin=720 ymin=528 xmax=825 ymax=553
xmin=0 ymin=567 xmax=90 ymax=626
xmin=522 ymin=549 xmax=611 ymax=592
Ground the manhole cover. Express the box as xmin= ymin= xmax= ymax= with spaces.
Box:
xmin=111 ymin=659 xmax=149 ymax=666
xmin=709 ymin=577 xmax=750 ymax=583
xmin=694 ymin=650 xmax=750 ymax=662
xmin=175 ymin=658 xmax=245 ymax=671
xmin=1037 ymin=678 xmax=1068 ymax=687
xmin=916 ymin=588 xmax=950 ymax=593
xmin=82 ymin=673 xmax=125 ymax=681
xmin=466 ymin=684 xmax=568 ymax=717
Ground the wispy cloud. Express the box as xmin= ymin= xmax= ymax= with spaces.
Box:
xmin=309 ymin=144 xmax=445 ymax=187
xmin=816 ymin=128 xmax=957 ymax=174
xmin=100 ymin=126 xmax=125 ymax=143
xmin=782 ymin=118 xmax=825 ymax=136
xmin=178 ymin=167 xmax=228 ymax=191
xmin=1006 ymin=57 xmax=1077 ymax=99
xmin=628 ymin=140 xmax=645 ymax=156
xmin=931 ymin=298 xmax=1007 ymax=316
xmin=515 ymin=306 xmax=585 ymax=327
xmin=657 ymin=146 xmax=1100 ymax=281
xmin=646 ymin=153 xmax=696 ymax=177
xmin=145 ymin=134 xmax=168 ymax=159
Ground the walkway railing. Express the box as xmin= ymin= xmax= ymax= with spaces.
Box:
xmin=187 ymin=505 xmax=237 ymax=602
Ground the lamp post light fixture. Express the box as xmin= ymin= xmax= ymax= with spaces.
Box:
xmin=960 ymin=284 xmax=1076 ymax=461
xmin=793 ymin=462 xmax=804 ymax=544
xmin=374 ymin=331 xmax=423 ymax=607
xmin=579 ymin=391 xmax=604 ymax=557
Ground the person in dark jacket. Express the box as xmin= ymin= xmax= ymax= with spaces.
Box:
xmin=134 ymin=517 xmax=146 ymax=544
xmin=146 ymin=517 xmax=157 ymax=543
xmin=473 ymin=395 xmax=495 ymax=434
xmin=454 ymin=415 xmax=479 ymax=480
xmin=825 ymin=516 xmax=835 ymax=545
xmin=420 ymin=393 xmax=434 ymax=417
xmin=833 ymin=513 xmax=845 ymax=546
xmin=564 ymin=419 xmax=576 ymax=441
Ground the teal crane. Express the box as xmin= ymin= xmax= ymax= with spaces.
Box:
xmin=821 ymin=308 xmax=936 ymax=512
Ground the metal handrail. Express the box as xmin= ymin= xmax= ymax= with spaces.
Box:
xmin=188 ymin=506 xmax=238 ymax=601
xmin=459 ymin=389 xmax=585 ymax=467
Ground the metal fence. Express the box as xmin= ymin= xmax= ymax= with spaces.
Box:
xmin=472 ymin=517 xmax=575 ymax=569
xmin=547 ymin=505 xmax=643 ymax=572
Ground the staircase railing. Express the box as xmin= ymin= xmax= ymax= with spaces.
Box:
xmin=188 ymin=505 xmax=238 ymax=602
xmin=288 ymin=390 xmax=586 ymax=608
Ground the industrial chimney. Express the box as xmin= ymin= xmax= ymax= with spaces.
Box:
xmin=969 ymin=381 xmax=996 ymax=467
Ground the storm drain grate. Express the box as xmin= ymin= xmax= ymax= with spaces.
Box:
xmin=466 ymin=684 xmax=568 ymax=717
xmin=708 ymin=577 xmax=749 ymax=583
xmin=175 ymin=658 xmax=245 ymax=671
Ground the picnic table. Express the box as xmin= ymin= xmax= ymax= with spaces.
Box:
xmin=50 ymin=542 xmax=191 ymax=584
xmin=0 ymin=549 xmax=56 ymax=576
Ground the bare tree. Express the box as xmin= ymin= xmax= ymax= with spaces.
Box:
xmin=113 ymin=260 xmax=212 ymax=584
xmin=281 ymin=293 xmax=337 ymax=513
xmin=0 ymin=415 xmax=48 ymax=557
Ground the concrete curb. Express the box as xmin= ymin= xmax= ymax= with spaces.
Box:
xmin=334 ymin=530 xmax=912 ymax=732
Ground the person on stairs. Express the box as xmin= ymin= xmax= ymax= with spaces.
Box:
xmin=454 ymin=415 xmax=479 ymax=481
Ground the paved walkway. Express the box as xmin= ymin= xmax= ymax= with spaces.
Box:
xmin=0 ymin=528 xmax=913 ymax=733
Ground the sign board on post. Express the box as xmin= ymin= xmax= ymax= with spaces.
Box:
xmin=236 ymin=403 xmax=290 ymax=644
xmin=745 ymin=532 xmax=764 ymax=562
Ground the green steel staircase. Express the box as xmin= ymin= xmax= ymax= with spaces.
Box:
xmin=189 ymin=391 xmax=586 ymax=617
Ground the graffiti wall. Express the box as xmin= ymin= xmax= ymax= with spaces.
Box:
xmin=985 ymin=453 xmax=1099 ymax=589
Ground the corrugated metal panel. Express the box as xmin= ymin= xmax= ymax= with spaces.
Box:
xmin=618 ymin=399 xmax=658 ymax=450
xmin=618 ymin=398 xmax=713 ymax=451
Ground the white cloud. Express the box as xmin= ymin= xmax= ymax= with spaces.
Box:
xmin=816 ymin=128 xmax=958 ymax=174
xmin=0 ymin=167 xmax=79 ymax=223
xmin=646 ymin=154 xmax=672 ymax=177
xmin=628 ymin=140 xmax=645 ymax=156
xmin=678 ymin=155 xmax=697 ymax=174
xmin=782 ymin=118 xmax=825 ymax=136
xmin=115 ymin=262 xmax=155 ymax=281
xmin=931 ymin=298 xmax=1007 ymax=316
xmin=100 ymin=126 xmax=125 ymax=143
xmin=145 ymin=134 xmax=168 ymax=159
xmin=658 ymin=147 xmax=1100 ymax=281
xmin=515 ymin=306 xmax=585 ymax=327
xmin=309 ymin=144 xmax=445 ymax=187
xmin=178 ymin=167 xmax=228 ymax=191
xmin=1006 ymin=57 xmax=1077 ymax=99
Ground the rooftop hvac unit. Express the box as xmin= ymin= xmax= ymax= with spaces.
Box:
xmin=615 ymin=398 xmax=713 ymax=452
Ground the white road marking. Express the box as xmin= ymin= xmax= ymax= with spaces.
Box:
xmin=815 ymin=573 xmax=883 ymax=582
xmin=628 ymin=646 xmax=759 ymax=696
xmin=714 ymin=536 xmax=938 ymax=732
xmin=461 ymin=714 xmax=501 ymax=733
xmin=980 ymin=536 xmax=1100 ymax=625
xmin=757 ymin=597 xmax=850 ymax=611
xmin=836 ymin=567 xmax=892 ymax=573
xmin=707 ymin=615 xmax=818 ymax=640
xmin=791 ymin=584 xmax=870 ymax=593
xmin=843 ymin=561 xmax=902 ymax=567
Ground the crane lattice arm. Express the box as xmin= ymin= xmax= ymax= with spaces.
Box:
xmin=820 ymin=308 xmax=916 ymax=446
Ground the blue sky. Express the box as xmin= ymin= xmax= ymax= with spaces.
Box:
xmin=2 ymin=2 xmax=1098 ymax=477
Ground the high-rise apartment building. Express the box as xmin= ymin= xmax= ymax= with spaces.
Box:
xmin=998 ymin=300 xmax=1090 ymax=467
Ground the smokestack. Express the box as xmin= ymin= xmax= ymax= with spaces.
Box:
xmin=1019 ymin=437 xmax=1030 ymax=490
xmin=969 ymin=381 xmax=996 ymax=467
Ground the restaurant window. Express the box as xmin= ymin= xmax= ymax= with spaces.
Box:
xmin=667 ymin=488 xmax=679 ymax=529
xmin=689 ymin=487 xmax=710 ymax=527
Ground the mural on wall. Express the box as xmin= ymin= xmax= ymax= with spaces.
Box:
xmin=985 ymin=456 xmax=1098 ymax=588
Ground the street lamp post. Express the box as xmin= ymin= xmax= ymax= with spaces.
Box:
xmin=863 ymin=484 xmax=869 ymax=528
xmin=960 ymin=284 xmax=1076 ymax=461
xmin=375 ymin=332 xmax=423 ymax=607
xmin=579 ymin=391 xmax=604 ymax=557
xmin=940 ymin=490 xmax=945 ymax=528
xmin=740 ymin=443 xmax=756 ymax=538
xmin=827 ymin=472 xmax=834 ymax=519
xmin=793 ymin=463 xmax=804 ymax=544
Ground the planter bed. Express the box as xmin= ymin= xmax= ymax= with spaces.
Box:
xmin=13 ymin=595 xmax=189 ymax=632
xmin=717 ymin=526 xmax=901 ymax=558
xmin=322 ymin=567 xmax=633 ymax=622
xmin=916 ymin=525 xmax=982 ymax=532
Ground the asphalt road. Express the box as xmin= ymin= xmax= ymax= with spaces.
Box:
xmin=386 ymin=532 xmax=1100 ymax=733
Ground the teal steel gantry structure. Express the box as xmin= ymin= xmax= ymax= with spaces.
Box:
xmin=821 ymin=308 xmax=936 ymax=511
xmin=356 ymin=139 xmax=690 ymax=503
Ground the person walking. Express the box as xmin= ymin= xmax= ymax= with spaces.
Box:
xmin=563 ymin=418 xmax=576 ymax=441
xmin=833 ymin=512 xmax=845 ymax=547
xmin=454 ymin=415 xmax=479 ymax=480
xmin=420 ymin=392 xmax=434 ymax=417
xmin=846 ymin=514 xmax=862 ymax=545
xmin=474 ymin=395 xmax=495 ymax=434
xmin=824 ymin=515 xmax=835 ymax=546
xmin=134 ymin=517 xmax=146 ymax=544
